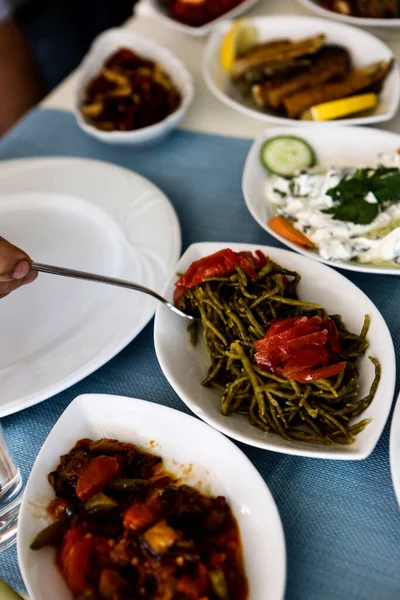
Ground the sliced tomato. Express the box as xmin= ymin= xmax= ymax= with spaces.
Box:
xmin=75 ymin=455 xmax=121 ymax=502
xmin=288 ymin=361 xmax=346 ymax=383
xmin=284 ymin=330 xmax=328 ymax=353
xmin=324 ymin=316 xmax=340 ymax=353
xmin=174 ymin=249 xmax=267 ymax=305
xmin=282 ymin=346 xmax=330 ymax=379
xmin=60 ymin=526 xmax=93 ymax=596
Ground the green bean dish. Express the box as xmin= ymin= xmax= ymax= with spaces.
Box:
xmin=174 ymin=249 xmax=380 ymax=446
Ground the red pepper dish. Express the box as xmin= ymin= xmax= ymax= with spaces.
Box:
xmin=160 ymin=0 xmax=246 ymax=27
xmin=174 ymin=249 xmax=380 ymax=445
xmin=81 ymin=48 xmax=181 ymax=132
xmin=31 ymin=438 xmax=248 ymax=600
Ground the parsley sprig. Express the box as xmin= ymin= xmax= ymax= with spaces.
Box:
xmin=323 ymin=167 xmax=400 ymax=225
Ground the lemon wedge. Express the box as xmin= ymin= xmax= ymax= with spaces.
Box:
xmin=220 ymin=19 xmax=258 ymax=72
xmin=301 ymin=93 xmax=378 ymax=121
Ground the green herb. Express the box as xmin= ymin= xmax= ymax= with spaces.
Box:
xmin=323 ymin=167 xmax=400 ymax=225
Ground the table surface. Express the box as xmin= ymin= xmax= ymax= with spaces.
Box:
xmin=41 ymin=0 xmax=400 ymax=138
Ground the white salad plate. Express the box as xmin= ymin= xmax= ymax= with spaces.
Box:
xmin=298 ymin=0 xmax=400 ymax=28
xmin=154 ymin=242 xmax=396 ymax=460
xmin=390 ymin=391 xmax=400 ymax=505
xmin=0 ymin=157 xmax=180 ymax=417
xmin=75 ymin=28 xmax=194 ymax=146
xmin=138 ymin=0 xmax=262 ymax=37
xmin=203 ymin=15 xmax=400 ymax=127
xmin=18 ymin=393 xmax=286 ymax=600
xmin=243 ymin=125 xmax=400 ymax=275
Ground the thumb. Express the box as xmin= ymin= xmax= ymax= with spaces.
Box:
xmin=0 ymin=237 xmax=32 ymax=281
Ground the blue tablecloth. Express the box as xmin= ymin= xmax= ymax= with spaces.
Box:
xmin=0 ymin=108 xmax=399 ymax=600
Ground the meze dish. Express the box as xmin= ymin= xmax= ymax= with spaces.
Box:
xmin=31 ymin=436 xmax=248 ymax=600
xmin=225 ymin=27 xmax=392 ymax=121
xmin=173 ymin=248 xmax=380 ymax=446
xmin=318 ymin=0 xmax=400 ymax=19
xmin=262 ymin=136 xmax=400 ymax=266
xmin=158 ymin=0 xmax=248 ymax=27
xmin=80 ymin=48 xmax=181 ymax=132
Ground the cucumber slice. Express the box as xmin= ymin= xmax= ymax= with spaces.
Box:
xmin=260 ymin=136 xmax=316 ymax=177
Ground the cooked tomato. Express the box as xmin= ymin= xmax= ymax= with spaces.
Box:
xmin=60 ymin=526 xmax=93 ymax=596
xmin=75 ymin=455 xmax=121 ymax=502
xmin=174 ymin=249 xmax=266 ymax=305
xmin=255 ymin=315 xmax=345 ymax=383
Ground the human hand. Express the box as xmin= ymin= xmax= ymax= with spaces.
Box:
xmin=0 ymin=237 xmax=37 ymax=298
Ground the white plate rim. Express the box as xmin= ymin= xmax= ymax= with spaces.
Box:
xmin=17 ymin=393 xmax=287 ymax=600
xmin=0 ymin=157 xmax=181 ymax=417
xmin=203 ymin=15 xmax=400 ymax=126
xmin=297 ymin=0 xmax=400 ymax=27
xmin=242 ymin=125 xmax=400 ymax=275
xmin=154 ymin=241 xmax=396 ymax=460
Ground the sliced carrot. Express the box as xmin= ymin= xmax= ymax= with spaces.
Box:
xmin=268 ymin=216 xmax=314 ymax=249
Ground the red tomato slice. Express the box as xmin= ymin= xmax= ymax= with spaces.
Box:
xmin=174 ymin=249 xmax=266 ymax=305
xmin=60 ymin=526 xmax=93 ymax=596
xmin=324 ymin=316 xmax=340 ymax=353
xmin=282 ymin=346 xmax=329 ymax=378
xmin=288 ymin=361 xmax=346 ymax=383
xmin=75 ymin=456 xmax=121 ymax=502
xmin=284 ymin=330 xmax=328 ymax=353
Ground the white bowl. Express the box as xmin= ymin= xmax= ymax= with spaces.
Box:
xmin=298 ymin=0 xmax=400 ymax=28
xmin=17 ymin=394 xmax=286 ymax=600
xmin=203 ymin=15 xmax=400 ymax=126
xmin=390 ymin=391 xmax=400 ymax=505
xmin=242 ymin=125 xmax=400 ymax=276
xmin=139 ymin=0 xmax=262 ymax=37
xmin=74 ymin=28 xmax=194 ymax=145
xmin=154 ymin=242 xmax=396 ymax=460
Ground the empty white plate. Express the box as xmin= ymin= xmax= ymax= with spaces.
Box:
xmin=154 ymin=242 xmax=396 ymax=460
xmin=203 ymin=15 xmax=400 ymax=126
xmin=242 ymin=125 xmax=400 ymax=275
xmin=298 ymin=0 xmax=400 ymax=28
xmin=17 ymin=393 xmax=286 ymax=600
xmin=0 ymin=157 xmax=181 ymax=416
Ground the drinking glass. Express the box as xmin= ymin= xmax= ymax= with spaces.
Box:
xmin=0 ymin=424 xmax=23 ymax=552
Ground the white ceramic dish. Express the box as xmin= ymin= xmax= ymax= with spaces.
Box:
xmin=154 ymin=242 xmax=396 ymax=460
xmin=75 ymin=28 xmax=194 ymax=145
xmin=0 ymin=157 xmax=181 ymax=417
xmin=243 ymin=125 xmax=400 ymax=275
xmin=390 ymin=391 xmax=400 ymax=505
xmin=18 ymin=393 xmax=286 ymax=600
xmin=298 ymin=0 xmax=400 ymax=28
xmin=139 ymin=0 xmax=262 ymax=37
xmin=203 ymin=15 xmax=400 ymax=127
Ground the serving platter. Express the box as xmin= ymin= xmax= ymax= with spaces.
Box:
xmin=243 ymin=125 xmax=400 ymax=275
xmin=18 ymin=394 xmax=286 ymax=600
xmin=203 ymin=15 xmax=399 ymax=126
xmin=154 ymin=242 xmax=396 ymax=460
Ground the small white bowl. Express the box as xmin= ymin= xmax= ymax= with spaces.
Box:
xmin=203 ymin=15 xmax=400 ymax=127
xmin=17 ymin=394 xmax=286 ymax=600
xmin=242 ymin=125 xmax=400 ymax=276
xmin=139 ymin=0 xmax=262 ymax=37
xmin=74 ymin=28 xmax=194 ymax=145
xmin=390 ymin=391 xmax=400 ymax=505
xmin=154 ymin=242 xmax=396 ymax=460
xmin=298 ymin=0 xmax=400 ymax=28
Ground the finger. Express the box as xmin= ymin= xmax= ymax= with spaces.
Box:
xmin=0 ymin=237 xmax=31 ymax=280
xmin=0 ymin=278 xmax=24 ymax=296
xmin=21 ymin=270 xmax=38 ymax=286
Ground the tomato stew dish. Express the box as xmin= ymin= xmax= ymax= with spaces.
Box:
xmin=159 ymin=0 xmax=246 ymax=27
xmin=31 ymin=437 xmax=248 ymax=600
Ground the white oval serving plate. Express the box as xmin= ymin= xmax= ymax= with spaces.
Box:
xmin=0 ymin=157 xmax=180 ymax=416
xmin=203 ymin=15 xmax=400 ymax=126
xmin=139 ymin=0 xmax=262 ymax=37
xmin=298 ymin=0 xmax=400 ymax=28
xmin=243 ymin=125 xmax=400 ymax=275
xmin=154 ymin=242 xmax=396 ymax=460
xmin=75 ymin=28 xmax=194 ymax=145
xmin=18 ymin=393 xmax=286 ymax=600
